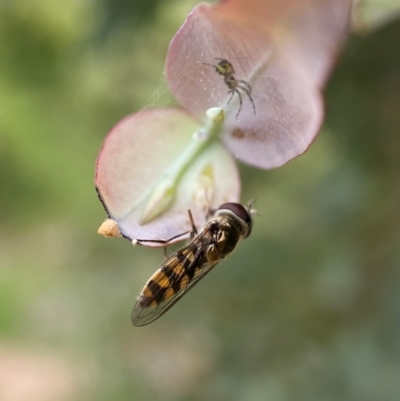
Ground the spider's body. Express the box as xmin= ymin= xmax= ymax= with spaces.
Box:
xmin=204 ymin=58 xmax=256 ymax=119
xmin=213 ymin=59 xmax=235 ymax=76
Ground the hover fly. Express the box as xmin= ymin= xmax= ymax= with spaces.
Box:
xmin=131 ymin=201 xmax=255 ymax=326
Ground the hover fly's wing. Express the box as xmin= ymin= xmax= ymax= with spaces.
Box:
xmin=131 ymin=229 xmax=218 ymax=326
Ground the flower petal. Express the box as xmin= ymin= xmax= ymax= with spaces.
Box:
xmin=166 ymin=0 xmax=351 ymax=168
xmin=95 ymin=108 xmax=240 ymax=245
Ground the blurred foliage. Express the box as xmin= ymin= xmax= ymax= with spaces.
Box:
xmin=99 ymin=0 xmax=163 ymax=36
xmin=353 ymin=0 xmax=400 ymax=32
xmin=0 ymin=1 xmax=399 ymax=401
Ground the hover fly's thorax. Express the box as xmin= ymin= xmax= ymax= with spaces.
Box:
xmin=206 ymin=215 xmax=246 ymax=262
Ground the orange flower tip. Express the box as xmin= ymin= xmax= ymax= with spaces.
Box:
xmin=97 ymin=219 xmax=122 ymax=238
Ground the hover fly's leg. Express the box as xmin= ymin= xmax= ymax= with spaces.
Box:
xmin=161 ymin=210 xmax=197 ymax=259
xmin=187 ymin=209 xmax=198 ymax=239
xmin=133 ymin=210 xmax=198 ymax=246
xmin=247 ymin=198 xmax=256 ymax=210
xmin=133 ymin=229 xmax=192 ymax=247
xmin=163 ymin=246 xmax=168 ymax=260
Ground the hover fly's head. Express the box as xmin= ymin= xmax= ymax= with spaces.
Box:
xmin=214 ymin=201 xmax=255 ymax=238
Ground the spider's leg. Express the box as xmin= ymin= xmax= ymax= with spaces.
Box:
xmin=226 ymin=90 xmax=235 ymax=106
xmin=238 ymin=84 xmax=256 ymax=115
xmin=234 ymin=90 xmax=243 ymax=119
xmin=203 ymin=63 xmax=216 ymax=68
xmin=237 ymin=80 xmax=252 ymax=95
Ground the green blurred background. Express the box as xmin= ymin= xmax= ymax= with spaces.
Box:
xmin=0 ymin=1 xmax=399 ymax=400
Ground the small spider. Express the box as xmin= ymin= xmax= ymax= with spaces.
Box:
xmin=203 ymin=58 xmax=256 ymax=119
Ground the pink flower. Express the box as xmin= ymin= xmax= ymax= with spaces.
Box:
xmin=96 ymin=0 xmax=352 ymax=245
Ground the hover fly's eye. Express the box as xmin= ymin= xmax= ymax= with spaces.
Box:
xmin=218 ymin=202 xmax=251 ymax=225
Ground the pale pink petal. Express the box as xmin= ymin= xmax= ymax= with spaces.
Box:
xmin=95 ymin=108 xmax=240 ymax=245
xmin=166 ymin=0 xmax=351 ymax=168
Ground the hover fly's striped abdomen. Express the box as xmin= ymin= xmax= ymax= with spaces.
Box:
xmin=137 ymin=244 xmax=206 ymax=308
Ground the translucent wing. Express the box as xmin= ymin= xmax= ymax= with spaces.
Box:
xmin=131 ymin=229 xmax=219 ymax=326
